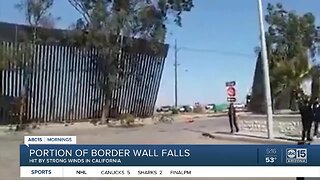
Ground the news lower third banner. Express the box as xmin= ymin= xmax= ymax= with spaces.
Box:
xmin=20 ymin=136 xmax=320 ymax=178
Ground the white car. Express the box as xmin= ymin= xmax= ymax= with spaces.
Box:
xmin=179 ymin=105 xmax=193 ymax=112
xmin=179 ymin=107 xmax=185 ymax=112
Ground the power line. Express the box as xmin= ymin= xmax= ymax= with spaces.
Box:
xmin=181 ymin=47 xmax=256 ymax=58
xmin=169 ymin=45 xmax=256 ymax=58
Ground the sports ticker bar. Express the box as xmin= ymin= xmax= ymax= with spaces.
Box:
xmin=20 ymin=166 xmax=320 ymax=177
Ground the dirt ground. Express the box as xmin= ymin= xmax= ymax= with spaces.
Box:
xmin=0 ymin=121 xmax=298 ymax=180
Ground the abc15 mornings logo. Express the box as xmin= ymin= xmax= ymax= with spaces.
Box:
xmin=286 ymin=148 xmax=307 ymax=163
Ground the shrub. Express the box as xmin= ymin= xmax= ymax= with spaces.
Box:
xmin=119 ymin=114 xmax=136 ymax=126
xmin=193 ymin=105 xmax=206 ymax=113
xmin=159 ymin=114 xmax=174 ymax=123
xmin=172 ymin=108 xmax=179 ymax=114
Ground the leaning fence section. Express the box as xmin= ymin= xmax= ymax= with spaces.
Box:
xmin=0 ymin=40 xmax=168 ymax=124
xmin=110 ymin=52 xmax=166 ymax=118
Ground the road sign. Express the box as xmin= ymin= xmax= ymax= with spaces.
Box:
xmin=227 ymin=97 xmax=236 ymax=102
xmin=226 ymin=81 xmax=236 ymax=102
xmin=227 ymin=86 xmax=236 ymax=97
xmin=225 ymin=81 xmax=236 ymax=87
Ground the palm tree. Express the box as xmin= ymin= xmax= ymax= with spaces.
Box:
xmin=269 ymin=46 xmax=312 ymax=110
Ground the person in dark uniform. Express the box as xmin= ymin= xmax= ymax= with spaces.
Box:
xmin=299 ymin=98 xmax=313 ymax=141
xmin=312 ymin=97 xmax=320 ymax=138
xmin=228 ymin=103 xmax=239 ymax=133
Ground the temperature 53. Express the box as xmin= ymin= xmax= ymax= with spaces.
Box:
xmin=265 ymin=156 xmax=277 ymax=163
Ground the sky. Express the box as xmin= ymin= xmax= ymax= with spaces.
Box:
xmin=1 ymin=0 xmax=320 ymax=107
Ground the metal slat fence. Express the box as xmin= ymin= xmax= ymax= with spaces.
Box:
xmin=0 ymin=41 xmax=168 ymax=124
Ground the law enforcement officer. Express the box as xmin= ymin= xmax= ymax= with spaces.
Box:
xmin=299 ymin=98 xmax=313 ymax=141
xmin=312 ymin=97 xmax=320 ymax=138
xmin=228 ymin=103 xmax=239 ymax=133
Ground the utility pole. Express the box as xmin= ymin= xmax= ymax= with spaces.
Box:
xmin=174 ymin=39 xmax=178 ymax=109
xmin=257 ymin=0 xmax=274 ymax=139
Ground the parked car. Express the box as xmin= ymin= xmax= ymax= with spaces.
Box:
xmin=179 ymin=105 xmax=193 ymax=112
xmin=156 ymin=106 xmax=172 ymax=112
xmin=205 ymin=104 xmax=216 ymax=112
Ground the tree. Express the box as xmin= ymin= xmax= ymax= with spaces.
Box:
xmin=269 ymin=48 xmax=311 ymax=109
xmin=67 ymin=0 xmax=193 ymax=124
xmin=263 ymin=3 xmax=320 ymax=109
xmin=38 ymin=14 xmax=61 ymax=29
xmin=68 ymin=0 xmax=193 ymax=42
xmin=15 ymin=0 xmax=55 ymax=128
xmin=15 ymin=0 xmax=55 ymax=42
